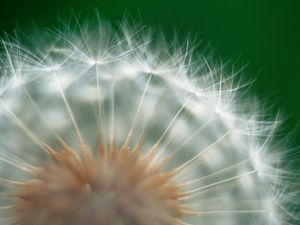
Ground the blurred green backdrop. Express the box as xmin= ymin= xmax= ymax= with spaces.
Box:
xmin=0 ymin=0 xmax=299 ymax=145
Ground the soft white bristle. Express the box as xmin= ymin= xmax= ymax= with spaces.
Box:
xmin=0 ymin=19 xmax=299 ymax=225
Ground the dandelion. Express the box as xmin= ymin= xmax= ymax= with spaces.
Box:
xmin=0 ymin=18 xmax=299 ymax=225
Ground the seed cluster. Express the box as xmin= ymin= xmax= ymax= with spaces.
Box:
xmin=9 ymin=138 xmax=189 ymax=225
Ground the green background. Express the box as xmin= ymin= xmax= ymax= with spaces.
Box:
xmin=1 ymin=0 xmax=299 ymax=145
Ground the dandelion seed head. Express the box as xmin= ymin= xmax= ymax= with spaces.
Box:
xmin=0 ymin=17 xmax=298 ymax=225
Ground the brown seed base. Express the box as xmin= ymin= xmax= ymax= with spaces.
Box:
xmin=8 ymin=136 xmax=190 ymax=225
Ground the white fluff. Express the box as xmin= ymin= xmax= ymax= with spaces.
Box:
xmin=0 ymin=19 xmax=298 ymax=225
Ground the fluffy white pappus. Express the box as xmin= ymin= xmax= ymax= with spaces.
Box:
xmin=0 ymin=19 xmax=299 ymax=225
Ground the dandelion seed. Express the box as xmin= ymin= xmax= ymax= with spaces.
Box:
xmin=0 ymin=18 xmax=299 ymax=225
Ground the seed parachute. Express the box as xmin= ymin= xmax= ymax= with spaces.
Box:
xmin=0 ymin=18 xmax=299 ymax=225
